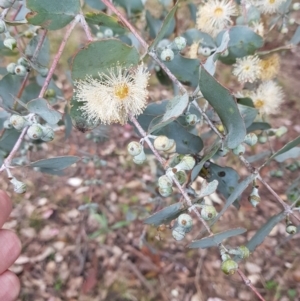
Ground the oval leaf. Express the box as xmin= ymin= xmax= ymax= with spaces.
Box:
xmin=30 ymin=156 xmax=80 ymax=170
xmin=199 ymin=67 xmax=246 ymax=148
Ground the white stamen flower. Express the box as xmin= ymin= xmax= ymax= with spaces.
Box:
xmin=250 ymin=21 xmax=264 ymax=37
xmin=254 ymin=0 xmax=286 ymax=14
xmin=74 ymin=64 xmax=150 ymax=125
xmin=250 ymin=80 xmax=284 ymax=115
xmin=196 ymin=0 xmax=238 ymax=37
xmin=232 ymin=55 xmax=262 ymax=83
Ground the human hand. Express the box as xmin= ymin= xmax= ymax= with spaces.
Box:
xmin=0 ymin=190 xmax=21 ymax=301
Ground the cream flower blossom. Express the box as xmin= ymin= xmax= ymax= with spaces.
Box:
xmin=232 ymin=55 xmax=262 ymax=83
xmin=250 ymin=80 xmax=284 ymax=115
xmin=250 ymin=21 xmax=264 ymax=37
xmin=253 ymin=0 xmax=286 ymax=14
xmin=196 ymin=0 xmax=238 ymax=37
xmin=74 ymin=64 xmax=150 ymax=125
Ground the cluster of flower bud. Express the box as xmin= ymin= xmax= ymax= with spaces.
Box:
xmin=230 ymin=133 xmax=258 ymax=157
xmin=6 ymin=114 xmax=55 ymax=142
xmin=7 ymin=57 xmax=31 ymax=77
xmin=127 ymin=141 xmax=147 ymax=165
xmin=172 ymin=213 xmax=193 ymax=241
xmin=158 ymin=36 xmax=187 ymax=62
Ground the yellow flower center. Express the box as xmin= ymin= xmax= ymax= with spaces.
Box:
xmin=255 ymin=99 xmax=264 ymax=109
xmin=214 ymin=7 xmax=224 ymax=17
xmin=114 ymin=83 xmax=129 ymax=100
xmin=269 ymin=0 xmax=275 ymax=3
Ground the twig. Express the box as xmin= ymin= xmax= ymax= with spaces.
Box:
xmin=38 ymin=16 xmax=79 ymax=98
xmin=78 ymin=14 xmax=93 ymax=41
xmin=237 ymin=269 xmax=266 ymax=301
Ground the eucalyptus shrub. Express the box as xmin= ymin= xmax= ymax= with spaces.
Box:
xmin=0 ymin=0 xmax=300 ymax=299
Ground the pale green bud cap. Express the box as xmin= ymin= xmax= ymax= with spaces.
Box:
xmin=233 ymin=144 xmax=245 ymax=156
xmin=172 ymin=226 xmax=185 ymax=241
xmin=173 ymin=36 xmax=186 ymax=51
xmin=244 ymin=133 xmax=258 ymax=146
xmin=127 ymin=141 xmax=143 ymax=156
xmin=221 ymin=259 xmax=238 ymax=275
xmin=133 ymin=149 xmax=146 ymax=165
xmin=158 ymin=175 xmax=173 ymax=189
xmin=177 ymin=213 xmax=193 ymax=229
xmin=27 ymin=124 xmax=43 ymax=140
xmin=6 ymin=62 xmax=16 ymax=74
xmin=3 ymin=37 xmax=17 ymax=50
xmin=201 ymin=205 xmax=217 ymax=220
xmin=160 ymin=48 xmax=174 ymax=61
xmin=173 ymin=155 xmax=196 ymax=172
xmin=10 ymin=114 xmax=27 ymax=131
xmin=158 ymin=186 xmax=173 ymax=197
xmin=286 ymin=224 xmax=297 ymax=235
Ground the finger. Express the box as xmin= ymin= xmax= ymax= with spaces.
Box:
xmin=0 ymin=190 xmax=12 ymax=228
xmin=0 ymin=230 xmax=21 ymax=274
xmin=0 ymin=270 xmax=20 ymax=301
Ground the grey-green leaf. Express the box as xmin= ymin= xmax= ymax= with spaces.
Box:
xmin=26 ymin=0 xmax=81 ymax=30
xmin=246 ymin=212 xmax=285 ymax=252
xmin=30 ymin=156 xmax=80 ymax=170
xmin=144 ymin=202 xmax=186 ymax=226
xmin=199 ymin=67 xmax=246 ymax=148
xmin=189 ymin=227 xmax=247 ymax=249
xmin=27 ymin=98 xmax=62 ymax=125
xmin=71 ymin=39 xmax=139 ymax=81
xmin=0 ymin=74 xmax=22 ymax=111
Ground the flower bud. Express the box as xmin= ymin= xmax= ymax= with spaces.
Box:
xmin=3 ymin=119 xmax=12 ymax=129
xmin=198 ymin=47 xmax=212 ymax=56
xmin=280 ymin=26 xmax=288 ymax=34
xmin=158 ymin=186 xmax=173 ymax=197
xmin=10 ymin=177 xmax=26 ymax=194
xmin=286 ymin=223 xmax=297 ymax=235
xmin=221 ymin=259 xmax=238 ymax=275
xmin=158 ymin=175 xmax=173 ymax=189
xmin=3 ymin=37 xmax=17 ymax=50
xmin=217 ymin=147 xmax=229 ymax=157
xmin=173 ymin=36 xmax=186 ymax=51
xmin=233 ymin=144 xmax=245 ymax=155
xmin=201 ymin=205 xmax=217 ymax=220
xmin=177 ymin=213 xmax=193 ymax=231
xmin=127 ymin=141 xmax=143 ymax=156
xmin=41 ymin=125 xmax=55 ymax=142
xmin=44 ymin=89 xmax=56 ymax=98
xmin=133 ymin=149 xmax=146 ymax=165
xmin=154 ymin=135 xmax=175 ymax=152
xmin=185 ymin=113 xmax=198 ymax=125
xmin=244 ymin=133 xmax=258 ymax=146
xmin=220 ymin=49 xmax=229 ymax=57
xmin=229 ymin=245 xmax=250 ymax=259
xmin=174 ymin=170 xmax=187 ymax=185
xmin=27 ymin=124 xmax=43 ymax=140
xmin=10 ymin=114 xmax=27 ymax=130
xmin=24 ymin=30 xmax=34 ymax=38
xmin=39 ymin=67 xmax=49 ymax=77
xmin=14 ymin=64 xmax=27 ymax=76
xmin=6 ymin=62 xmax=16 ymax=74
xmin=258 ymin=135 xmax=267 ymax=144
xmin=293 ymin=2 xmax=300 ymax=10
xmin=17 ymin=57 xmax=31 ymax=68
xmin=248 ymin=186 xmax=260 ymax=207
xmin=0 ymin=20 xmax=6 ymax=34
xmin=172 ymin=226 xmax=185 ymax=241
xmin=160 ymin=48 xmax=174 ymax=61
xmin=289 ymin=18 xmax=295 ymax=25
xmin=275 ymin=126 xmax=287 ymax=138
xmin=173 ymin=155 xmax=196 ymax=172
xmin=104 ymin=28 xmax=113 ymax=38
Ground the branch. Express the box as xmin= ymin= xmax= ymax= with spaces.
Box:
xmin=78 ymin=14 xmax=93 ymax=42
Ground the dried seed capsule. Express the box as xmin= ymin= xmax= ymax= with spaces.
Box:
xmin=133 ymin=149 xmax=146 ymax=165
xmin=198 ymin=47 xmax=212 ymax=56
xmin=158 ymin=175 xmax=173 ymax=189
xmin=158 ymin=186 xmax=173 ymax=197
xmin=185 ymin=114 xmax=198 ymax=125
xmin=221 ymin=259 xmax=238 ymax=275
xmin=177 ymin=213 xmax=193 ymax=230
xmin=154 ymin=135 xmax=174 ymax=151
xmin=201 ymin=205 xmax=217 ymax=220
xmin=41 ymin=125 xmax=55 ymax=142
xmin=173 ymin=36 xmax=186 ymax=51
xmin=248 ymin=187 xmax=260 ymax=207
xmin=10 ymin=177 xmax=26 ymax=194
xmin=127 ymin=141 xmax=143 ymax=156
xmin=3 ymin=37 xmax=17 ymax=50
xmin=244 ymin=133 xmax=258 ymax=146
xmin=173 ymin=155 xmax=196 ymax=172
xmin=0 ymin=19 xmax=6 ymax=34
xmin=27 ymin=124 xmax=43 ymax=140
xmin=6 ymin=62 xmax=16 ymax=74
xmin=14 ymin=64 xmax=27 ymax=77
xmin=10 ymin=114 xmax=27 ymax=130
xmin=233 ymin=144 xmax=245 ymax=156
xmin=286 ymin=224 xmax=297 ymax=235
xmin=172 ymin=226 xmax=185 ymax=241
xmin=160 ymin=48 xmax=174 ymax=61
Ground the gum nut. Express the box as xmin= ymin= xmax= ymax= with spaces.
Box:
xmin=244 ymin=133 xmax=258 ymax=146
xmin=14 ymin=64 xmax=27 ymax=76
xmin=10 ymin=178 xmax=26 ymax=194
xmin=185 ymin=113 xmax=198 ymax=125
xmin=154 ymin=135 xmax=172 ymax=151
xmin=127 ymin=141 xmax=143 ymax=156
xmin=160 ymin=48 xmax=174 ymax=61
xmin=133 ymin=150 xmax=146 ymax=165
xmin=237 ymin=246 xmax=250 ymax=259
xmin=6 ymin=62 xmax=16 ymax=74
xmin=233 ymin=144 xmax=245 ymax=156
xmin=158 ymin=186 xmax=173 ymax=197
xmin=172 ymin=226 xmax=185 ymax=241
xmin=174 ymin=155 xmax=196 ymax=171
xmin=286 ymin=224 xmax=297 ymax=235
xmin=177 ymin=213 xmax=193 ymax=229
xmin=174 ymin=36 xmax=186 ymax=50
xmin=158 ymin=175 xmax=173 ymax=189
xmin=9 ymin=114 xmax=27 ymax=130
xmin=221 ymin=259 xmax=238 ymax=275
xmin=201 ymin=205 xmax=217 ymax=220
xmin=41 ymin=125 xmax=55 ymax=142
xmin=27 ymin=124 xmax=43 ymax=140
